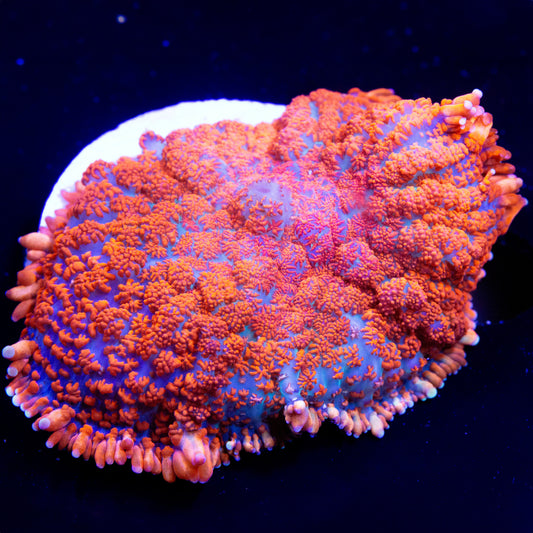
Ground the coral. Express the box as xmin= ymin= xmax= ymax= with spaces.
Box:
xmin=3 ymin=87 xmax=525 ymax=483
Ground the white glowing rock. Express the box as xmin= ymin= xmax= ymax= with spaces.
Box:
xmin=40 ymin=99 xmax=286 ymax=227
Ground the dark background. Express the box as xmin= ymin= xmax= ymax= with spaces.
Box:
xmin=1 ymin=1 xmax=531 ymax=532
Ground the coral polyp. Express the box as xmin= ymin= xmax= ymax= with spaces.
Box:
xmin=3 ymin=87 xmax=525 ymax=483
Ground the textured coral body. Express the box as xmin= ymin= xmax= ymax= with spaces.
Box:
xmin=4 ymin=88 xmax=525 ymax=483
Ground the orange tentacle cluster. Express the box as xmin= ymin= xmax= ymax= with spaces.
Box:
xmin=4 ymin=88 xmax=525 ymax=482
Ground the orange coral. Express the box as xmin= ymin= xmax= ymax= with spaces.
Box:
xmin=3 ymin=88 xmax=525 ymax=483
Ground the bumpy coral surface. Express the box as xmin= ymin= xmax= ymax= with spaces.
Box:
xmin=4 ymin=88 xmax=525 ymax=483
